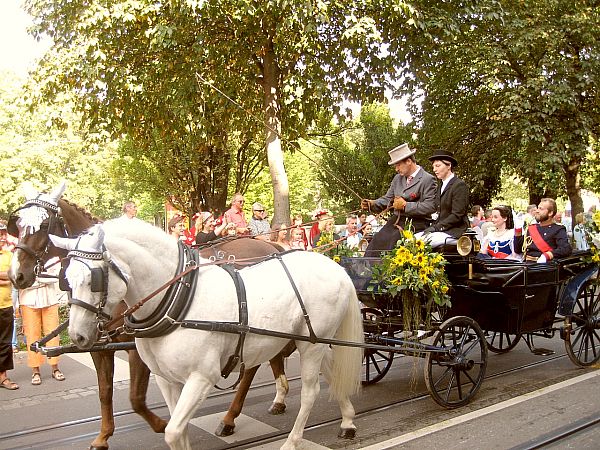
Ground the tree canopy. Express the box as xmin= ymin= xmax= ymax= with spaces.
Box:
xmin=391 ymin=0 xmax=600 ymax=215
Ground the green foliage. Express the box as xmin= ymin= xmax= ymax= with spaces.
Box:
xmin=0 ymin=71 xmax=146 ymax=219
xmin=317 ymin=102 xmax=416 ymax=212
xmin=23 ymin=0 xmax=420 ymax=225
xmin=392 ymin=0 xmax=600 ymax=215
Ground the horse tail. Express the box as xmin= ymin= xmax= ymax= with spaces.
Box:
xmin=328 ymin=285 xmax=364 ymax=401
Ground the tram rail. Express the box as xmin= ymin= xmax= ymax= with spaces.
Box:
xmin=3 ymin=346 xmax=597 ymax=450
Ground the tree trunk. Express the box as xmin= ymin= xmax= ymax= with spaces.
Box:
xmin=262 ymin=41 xmax=291 ymax=226
xmin=564 ymin=156 xmax=583 ymax=233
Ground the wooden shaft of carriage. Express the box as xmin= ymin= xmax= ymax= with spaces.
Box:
xmin=179 ymin=320 xmax=448 ymax=354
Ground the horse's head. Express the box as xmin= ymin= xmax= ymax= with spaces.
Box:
xmin=8 ymin=181 xmax=68 ymax=289
xmin=50 ymin=225 xmax=129 ymax=350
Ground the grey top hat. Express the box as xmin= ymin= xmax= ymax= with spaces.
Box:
xmin=428 ymin=150 xmax=458 ymax=167
xmin=388 ymin=143 xmax=416 ymax=165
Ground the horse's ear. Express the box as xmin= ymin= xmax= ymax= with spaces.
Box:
xmin=21 ymin=181 xmax=38 ymax=201
xmin=49 ymin=234 xmax=78 ymax=251
xmin=82 ymin=224 xmax=104 ymax=251
xmin=49 ymin=180 xmax=67 ymax=203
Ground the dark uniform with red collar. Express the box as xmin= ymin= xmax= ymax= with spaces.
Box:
xmin=514 ymin=223 xmax=572 ymax=260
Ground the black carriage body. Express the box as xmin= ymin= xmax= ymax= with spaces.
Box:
xmin=447 ymin=253 xmax=595 ymax=334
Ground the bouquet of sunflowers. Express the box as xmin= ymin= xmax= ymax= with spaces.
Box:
xmin=369 ymin=229 xmax=452 ymax=309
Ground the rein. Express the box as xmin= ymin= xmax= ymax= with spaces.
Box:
xmin=103 ymin=253 xmax=279 ymax=330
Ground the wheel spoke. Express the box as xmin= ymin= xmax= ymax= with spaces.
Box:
xmin=463 ymin=335 xmax=483 ymax=356
xmin=433 ymin=366 xmax=453 ymax=390
xmin=456 ymin=370 xmax=463 ymax=399
xmin=443 ymin=371 xmax=457 ymax=403
xmin=463 ymin=369 xmax=477 ymax=386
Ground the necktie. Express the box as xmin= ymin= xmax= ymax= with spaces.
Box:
xmin=406 ymin=175 xmax=414 ymax=186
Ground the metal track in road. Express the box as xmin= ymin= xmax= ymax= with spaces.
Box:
xmin=512 ymin=413 xmax=600 ymax=450
xmin=1 ymin=350 xmax=592 ymax=450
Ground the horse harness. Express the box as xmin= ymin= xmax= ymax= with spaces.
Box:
xmin=66 ymin=248 xmax=130 ymax=326
xmin=8 ymin=198 xmax=69 ymax=276
xmin=66 ymin=244 xmax=319 ymax=382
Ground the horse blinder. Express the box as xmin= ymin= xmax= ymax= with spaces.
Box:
xmin=7 ymin=215 xmax=19 ymax=238
xmin=90 ymin=267 xmax=104 ymax=292
xmin=58 ymin=265 xmax=71 ymax=292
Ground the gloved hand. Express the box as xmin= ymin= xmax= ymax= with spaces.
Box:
xmin=536 ymin=254 xmax=547 ymax=263
xmin=361 ymin=199 xmax=372 ymax=210
xmin=422 ymin=226 xmax=435 ymax=234
xmin=393 ymin=196 xmax=407 ymax=210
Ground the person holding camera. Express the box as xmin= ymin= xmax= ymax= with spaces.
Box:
xmin=361 ymin=143 xmax=437 ymax=256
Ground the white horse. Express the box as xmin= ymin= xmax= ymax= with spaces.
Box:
xmin=51 ymin=219 xmax=363 ymax=450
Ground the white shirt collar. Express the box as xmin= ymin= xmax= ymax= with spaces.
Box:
xmin=441 ymin=173 xmax=455 ymax=193
xmin=408 ymin=166 xmax=421 ymax=179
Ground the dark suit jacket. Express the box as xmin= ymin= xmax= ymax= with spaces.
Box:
xmin=427 ymin=176 xmax=470 ymax=238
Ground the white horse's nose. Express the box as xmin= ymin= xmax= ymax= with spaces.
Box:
xmin=71 ymin=332 xmax=93 ymax=350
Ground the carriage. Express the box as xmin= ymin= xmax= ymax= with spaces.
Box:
xmin=340 ymin=233 xmax=600 ymax=408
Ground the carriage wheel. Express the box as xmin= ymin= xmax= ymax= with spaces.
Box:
xmin=362 ymin=308 xmax=395 ymax=385
xmin=564 ymin=280 xmax=600 ymax=367
xmin=424 ymin=316 xmax=487 ymax=409
xmin=486 ymin=332 xmax=522 ymax=354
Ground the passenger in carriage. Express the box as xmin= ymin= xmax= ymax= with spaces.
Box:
xmin=514 ymin=198 xmax=572 ymax=263
xmin=415 ymin=150 xmax=470 ymax=249
xmin=361 ymin=143 xmax=437 ymax=256
xmin=477 ymin=205 xmax=521 ymax=261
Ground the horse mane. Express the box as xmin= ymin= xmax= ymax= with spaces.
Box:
xmin=59 ymin=198 xmax=102 ymax=224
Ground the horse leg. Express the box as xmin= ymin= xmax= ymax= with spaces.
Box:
xmin=89 ymin=350 xmax=115 ymax=450
xmin=281 ymin=345 xmax=326 ymax=450
xmin=215 ymin=364 xmax=260 ymax=436
xmin=127 ymin=349 xmax=168 ymax=433
xmin=161 ymin=374 xmax=214 ymax=450
xmin=320 ymin=347 xmax=356 ymax=439
xmin=268 ymin=352 xmax=289 ymax=415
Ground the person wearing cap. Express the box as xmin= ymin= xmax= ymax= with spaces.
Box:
xmin=248 ymin=202 xmax=271 ymax=241
xmin=195 ymin=211 xmax=228 ymax=244
xmin=361 ymin=143 xmax=437 ymax=256
xmin=416 ymin=150 xmax=470 ymax=248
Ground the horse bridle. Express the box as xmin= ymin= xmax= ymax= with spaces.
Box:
xmin=9 ymin=198 xmax=68 ymax=275
xmin=66 ymin=248 xmax=129 ymax=330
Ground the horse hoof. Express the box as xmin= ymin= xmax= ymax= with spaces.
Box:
xmin=90 ymin=445 xmax=109 ymax=450
xmin=268 ymin=402 xmax=286 ymax=415
xmin=215 ymin=422 xmax=235 ymax=437
xmin=338 ymin=427 xmax=356 ymax=439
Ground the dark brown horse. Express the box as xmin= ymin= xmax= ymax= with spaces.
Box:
xmin=7 ymin=184 xmax=290 ymax=447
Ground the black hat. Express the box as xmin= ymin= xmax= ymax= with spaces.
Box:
xmin=428 ymin=150 xmax=458 ymax=167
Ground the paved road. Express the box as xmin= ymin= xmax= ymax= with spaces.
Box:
xmin=1 ymin=336 xmax=599 ymax=449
